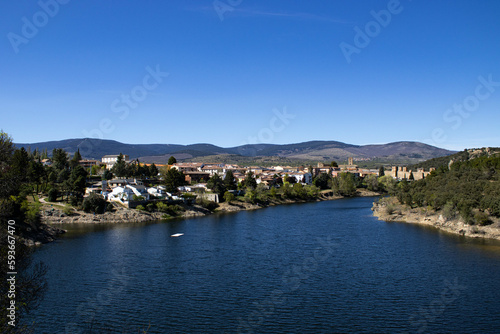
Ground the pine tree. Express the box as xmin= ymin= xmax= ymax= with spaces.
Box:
xmin=168 ymin=156 xmax=177 ymax=165
xmin=69 ymin=148 xmax=82 ymax=169
xmin=243 ymin=171 xmax=257 ymax=189
xmin=52 ymin=148 xmax=68 ymax=171
xmin=207 ymin=173 xmax=227 ymax=198
xmin=148 ymin=163 xmax=159 ymax=177
xmin=224 ymin=170 xmax=237 ymax=190
xmin=163 ymin=168 xmax=186 ymax=193
xmin=111 ymin=153 xmax=127 ymax=178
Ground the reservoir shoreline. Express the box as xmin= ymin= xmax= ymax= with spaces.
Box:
xmin=32 ymin=189 xmax=381 ymax=245
xmin=372 ymin=197 xmax=500 ymax=241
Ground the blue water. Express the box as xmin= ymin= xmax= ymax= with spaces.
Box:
xmin=28 ymin=197 xmax=500 ymax=333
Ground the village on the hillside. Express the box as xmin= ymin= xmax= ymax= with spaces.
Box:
xmin=40 ymin=154 xmax=436 ymax=208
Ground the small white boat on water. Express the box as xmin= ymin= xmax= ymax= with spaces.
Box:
xmin=171 ymin=233 xmax=184 ymax=237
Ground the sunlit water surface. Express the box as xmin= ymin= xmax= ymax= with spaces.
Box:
xmin=28 ymin=197 xmax=500 ymax=333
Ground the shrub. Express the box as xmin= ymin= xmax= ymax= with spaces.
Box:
xmin=305 ymin=185 xmax=320 ymax=199
xmin=156 ymin=202 xmax=184 ymax=216
xmin=197 ymin=197 xmax=219 ymax=211
xmin=146 ymin=202 xmax=156 ymax=212
xmin=63 ymin=204 xmax=73 ymax=216
xmin=385 ymin=204 xmax=395 ymax=215
xmin=21 ymin=201 xmax=41 ymax=224
xmin=156 ymin=201 xmax=169 ymax=213
xmin=106 ymin=203 xmax=114 ymax=212
xmin=135 ymin=205 xmax=146 ymax=211
xmin=442 ymin=201 xmax=456 ymax=219
xmin=82 ymin=193 xmax=107 ymax=214
xmin=223 ymin=191 xmax=235 ymax=203
xmin=474 ymin=211 xmax=491 ymax=226
xmin=244 ymin=189 xmax=257 ymax=203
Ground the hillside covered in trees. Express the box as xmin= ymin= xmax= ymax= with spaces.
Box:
xmin=395 ymin=148 xmax=500 ymax=225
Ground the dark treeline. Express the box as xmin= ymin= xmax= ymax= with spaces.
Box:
xmin=395 ymin=154 xmax=500 ymax=225
xmin=1 ymin=132 xmax=48 ymax=332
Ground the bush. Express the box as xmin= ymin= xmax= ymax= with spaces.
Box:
xmin=156 ymin=201 xmax=169 ymax=213
xmin=474 ymin=211 xmax=491 ymax=226
xmin=135 ymin=205 xmax=146 ymax=211
xmin=21 ymin=201 xmax=41 ymax=224
xmin=106 ymin=203 xmax=114 ymax=212
xmin=244 ymin=189 xmax=257 ymax=203
xmin=181 ymin=193 xmax=196 ymax=204
xmin=442 ymin=201 xmax=456 ymax=219
xmin=82 ymin=193 xmax=108 ymax=214
xmin=155 ymin=202 xmax=184 ymax=215
xmin=197 ymin=197 xmax=219 ymax=211
xmin=48 ymin=188 xmax=58 ymax=202
xmin=385 ymin=204 xmax=396 ymax=215
xmin=223 ymin=191 xmax=235 ymax=203
xmin=63 ymin=204 xmax=73 ymax=216
xmin=146 ymin=202 xmax=156 ymax=212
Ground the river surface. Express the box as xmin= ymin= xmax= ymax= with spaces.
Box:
xmin=28 ymin=197 xmax=500 ymax=333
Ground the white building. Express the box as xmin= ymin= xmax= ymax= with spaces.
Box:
xmin=107 ymin=184 xmax=149 ymax=203
xmin=102 ymin=154 xmax=129 ymax=170
xmin=288 ymin=172 xmax=313 ymax=185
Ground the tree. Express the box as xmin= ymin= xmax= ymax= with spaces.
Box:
xmin=0 ymin=131 xmax=15 ymax=166
xmin=134 ymin=161 xmax=147 ymax=178
xmin=313 ymin=172 xmax=331 ymax=190
xmin=82 ymin=193 xmax=108 ymax=214
xmin=207 ymin=173 xmax=227 ymax=199
xmin=69 ymin=148 xmax=82 ymax=169
xmin=284 ymin=174 xmax=297 ymax=184
xmin=330 ymin=161 xmax=338 ymax=168
xmin=111 ymin=153 xmax=127 ymax=178
xmin=48 ymin=188 xmax=58 ymax=202
xmin=90 ymin=164 xmax=99 ymax=176
xmin=163 ymin=167 xmax=186 ymax=193
xmin=149 ymin=163 xmax=159 ymax=177
xmin=306 ymin=185 xmax=320 ymax=198
xmin=292 ymin=183 xmax=307 ymax=199
xmin=379 ymin=166 xmax=385 ymax=177
xmin=168 ymin=156 xmax=177 ymax=165
xmin=364 ymin=174 xmax=379 ymax=192
xmin=28 ymin=158 xmax=45 ymax=196
xmin=243 ymin=171 xmax=257 ymax=189
xmin=244 ymin=188 xmax=257 ymax=203
xmin=379 ymin=175 xmax=397 ymax=194
xmin=0 ymin=132 xmax=48 ymax=331
xmin=224 ymin=170 xmax=237 ymax=190
xmin=102 ymin=169 xmax=113 ymax=181
xmin=332 ymin=172 xmax=357 ymax=196
xmin=52 ymin=148 xmax=68 ymax=171
xmin=223 ymin=191 xmax=235 ymax=203
xmin=68 ymin=165 xmax=88 ymax=204
xmin=11 ymin=147 xmax=30 ymax=183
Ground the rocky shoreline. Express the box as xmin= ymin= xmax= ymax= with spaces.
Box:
xmin=372 ymin=197 xmax=500 ymax=241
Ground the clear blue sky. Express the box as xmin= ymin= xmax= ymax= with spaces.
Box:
xmin=1 ymin=0 xmax=499 ymax=151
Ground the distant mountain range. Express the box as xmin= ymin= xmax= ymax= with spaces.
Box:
xmin=15 ymin=138 xmax=456 ymax=164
